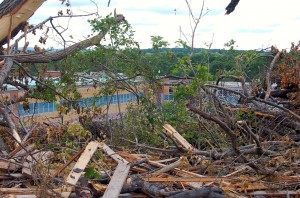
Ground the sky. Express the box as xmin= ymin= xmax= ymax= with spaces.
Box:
xmin=19 ymin=0 xmax=300 ymax=50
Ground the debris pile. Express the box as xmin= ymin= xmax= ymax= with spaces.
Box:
xmin=0 ymin=123 xmax=300 ymax=198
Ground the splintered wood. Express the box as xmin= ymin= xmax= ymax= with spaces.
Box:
xmin=163 ymin=124 xmax=195 ymax=151
xmin=61 ymin=141 xmax=130 ymax=198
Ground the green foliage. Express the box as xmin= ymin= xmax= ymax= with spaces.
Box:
xmin=122 ymin=98 xmax=163 ymax=146
xmin=20 ymin=11 xmax=272 ymax=153
xmin=88 ymin=14 xmax=138 ymax=49
xmin=85 ymin=168 xmax=101 ymax=179
xmin=67 ymin=123 xmax=91 ymax=138
xmin=151 ymin=36 xmax=169 ymax=51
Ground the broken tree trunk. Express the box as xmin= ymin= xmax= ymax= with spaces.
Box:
xmin=13 ymin=15 xmax=126 ymax=63
xmin=168 ymin=186 xmax=226 ymax=198
xmin=0 ymin=0 xmax=45 ymax=46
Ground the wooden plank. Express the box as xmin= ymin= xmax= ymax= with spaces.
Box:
xmin=99 ymin=143 xmax=130 ymax=198
xmin=225 ymin=166 xmax=249 ymax=177
xmin=103 ymin=162 xmax=130 ymax=198
xmin=163 ymin=124 xmax=194 ymax=151
xmin=61 ymin=141 xmax=100 ymax=198
xmin=149 ymin=160 xmax=204 ymax=177
xmin=100 ymin=142 xmax=129 ymax=164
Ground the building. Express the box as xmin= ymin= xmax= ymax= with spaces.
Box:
xmin=0 ymin=72 xmax=145 ymax=124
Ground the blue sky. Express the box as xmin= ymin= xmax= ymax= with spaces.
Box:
xmin=21 ymin=0 xmax=300 ymax=50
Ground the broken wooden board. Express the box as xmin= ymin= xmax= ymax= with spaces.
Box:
xmin=61 ymin=141 xmax=100 ymax=198
xmin=100 ymin=142 xmax=129 ymax=164
xmin=103 ymin=162 xmax=130 ymax=198
xmin=99 ymin=142 xmax=130 ymax=198
xmin=61 ymin=141 xmax=131 ymax=198
xmin=163 ymin=124 xmax=195 ymax=151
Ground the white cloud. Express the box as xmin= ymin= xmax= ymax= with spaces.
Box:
xmin=24 ymin=0 xmax=300 ymax=50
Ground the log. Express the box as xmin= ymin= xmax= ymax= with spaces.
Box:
xmin=0 ymin=0 xmax=45 ymax=45
xmin=169 ymin=187 xmax=226 ymax=198
xmin=129 ymin=175 xmax=170 ymax=197
xmin=13 ymin=15 xmax=125 ymax=63
xmin=153 ymin=156 xmax=188 ymax=174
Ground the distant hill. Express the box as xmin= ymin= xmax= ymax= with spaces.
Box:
xmin=141 ymin=48 xmax=249 ymax=54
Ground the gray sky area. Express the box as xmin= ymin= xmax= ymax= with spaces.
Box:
xmin=7 ymin=0 xmax=300 ymax=50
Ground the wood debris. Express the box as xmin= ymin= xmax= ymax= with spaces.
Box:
xmin=0 ymin=123 xmax=299 ymax=198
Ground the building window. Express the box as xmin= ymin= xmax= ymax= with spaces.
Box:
xmin=169 ymin=87 xmax=174 ymax=94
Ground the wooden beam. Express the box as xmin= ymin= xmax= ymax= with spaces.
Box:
xmin=99 ymin=142 xmax=130 ymax=198
xmin=103 ymin=162 xmax=130 ymax=198
xmin=61 ymin=141 xmax=100 ymax=198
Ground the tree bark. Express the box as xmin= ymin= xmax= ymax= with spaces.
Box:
xmin=13 ymin=34 xmax=106 ymax=63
